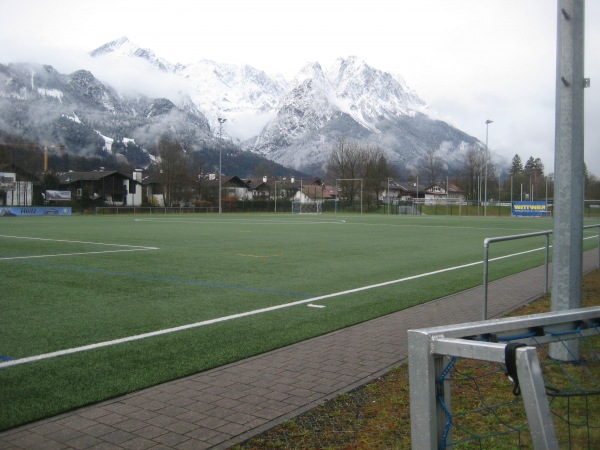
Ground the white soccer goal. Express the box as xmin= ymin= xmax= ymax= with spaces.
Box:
xmin=292 ymin=201 xmax=322 ymax=214
xmin=408 ymin=307 xmax=600 ymax=449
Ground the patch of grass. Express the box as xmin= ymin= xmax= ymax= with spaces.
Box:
xmin=236 ymin=269 xmax=600 ymax=449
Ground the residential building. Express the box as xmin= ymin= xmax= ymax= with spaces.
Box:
xmin=57 ymin=170 xmax=141 ymax=206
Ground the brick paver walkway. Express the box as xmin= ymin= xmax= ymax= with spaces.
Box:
xmin=1 ymin=251 xmax=597 ymax=449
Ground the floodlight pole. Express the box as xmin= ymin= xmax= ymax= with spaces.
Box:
xmin=416 ymin=177 xmax=419 ymax=215
xmin=484 ymin=119 xmax=493 ymax=216
xmin=274 ymin=179 xmax=278 ymax=213
xmin=551 ymin=0 xmax=586 ymax=361
xmin=387 ymin=178 xmax=393 ymax=214
xmin=217 ymin=117 xmax=226 ymax=214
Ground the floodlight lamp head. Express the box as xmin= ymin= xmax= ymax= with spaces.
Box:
xmin=218 ymin=117 xmax=226 ymax=124
xmin=486 ymin=119 xmax=493 ymax=125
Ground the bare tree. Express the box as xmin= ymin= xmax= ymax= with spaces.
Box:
xmin=157 ymin=135 xmax=193 ymax=206
xmin=460 ymin=146 xmax=485 ymax=202
xmin=326 ymin=139 xmax=366 ymax=208
xmin=326 ymin=139 xmax=394 ymax=210
xmin=419 ymin=148 xmax=445 ymax=185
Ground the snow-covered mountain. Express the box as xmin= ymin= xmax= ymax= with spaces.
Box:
xmin=90 ymin=36 xmax=182 ymax=73
xmin=245 ymin=56 xmax=478 ymax=173
xmin=0 ymin=36 xmax=481 ymax=175
xmin=0 ymin=61 xmax=213 ymax=166
xmin=178 ymin=60 xmax=288 ymax=141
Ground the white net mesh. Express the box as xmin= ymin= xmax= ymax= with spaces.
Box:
xmin=292 ymin=201 xmax=322 ymax=214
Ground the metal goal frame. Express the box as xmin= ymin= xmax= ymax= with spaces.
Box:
xmin=408 ymin=306 xmax=600 ymax=449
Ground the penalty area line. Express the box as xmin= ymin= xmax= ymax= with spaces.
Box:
xmin=0 ymin=234 xmax=159 ymax=260
xmin=0 ymin=248 xmax=158 ymax=261
xmin=0 ymin=244 xmax=551 ymax=369
xmin=0 ymin=234 xmax=158 ymax=249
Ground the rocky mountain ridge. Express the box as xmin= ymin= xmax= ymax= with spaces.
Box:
xmin=0 ymin=36 xmax=482 ymax=176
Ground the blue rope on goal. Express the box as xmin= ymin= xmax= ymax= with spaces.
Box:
xmin=436 ymin=357 xmax=457 ymax=450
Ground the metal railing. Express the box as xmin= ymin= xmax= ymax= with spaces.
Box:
xmin=482 ymin=224 xmax=600 ymax=320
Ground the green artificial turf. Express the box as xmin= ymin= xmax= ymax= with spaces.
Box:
xmin=0 ymin=213 xmax=598 ymax=430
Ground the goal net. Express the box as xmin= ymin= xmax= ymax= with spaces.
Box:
xmin=292 ymin=201 xmax=322 ymax=214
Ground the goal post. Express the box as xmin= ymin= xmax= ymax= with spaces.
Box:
xmin=291 ymin=201 xmax=322 ymax=214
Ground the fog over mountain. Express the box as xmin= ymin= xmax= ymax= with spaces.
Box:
xmin=0 ymin=36 xmax=486 ymax=176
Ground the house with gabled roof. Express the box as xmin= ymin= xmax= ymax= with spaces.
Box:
xmin=57 ymin=170 xmax=141 ymax=206
xmin=422 ymin=182 xmax=465 ymax=204
xmin=245 ymin=178 xmax=270 ymax=199
xmin=382 ymin=180 xmax=465 ymax=204
xmin=383 ymin=181 xmax=423 ymax=201
xmin=446 ymin=183 xmax=465 ymax=202
xmin=301 ymin=184 xmax=338 ymax=201
xmin=290 ymin=178 xmax=337 ymax=203
xmin=202 ymin=175 xmax=252 ymax=201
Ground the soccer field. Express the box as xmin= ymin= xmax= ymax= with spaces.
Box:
xmin=0 ymin=213 xmax=598 ymax=430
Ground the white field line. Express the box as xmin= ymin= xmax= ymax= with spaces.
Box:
xmin=0 ymin=234 xmax=158 ymax=260
xmin=134 ymin=218 xmax=346 ymax=225
xmin=0 ymin=243 xmax=561 ymax=369
xmin=134 ymin=216 xmax=553 ymax=233
xmin=346 ymin=221 xmax=553 ymax=233
xmin=0 ymin=248 xmax=157 ymax=261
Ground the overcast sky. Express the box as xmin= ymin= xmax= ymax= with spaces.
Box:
xmin=1 ymin=0 xmax=598 ymax=175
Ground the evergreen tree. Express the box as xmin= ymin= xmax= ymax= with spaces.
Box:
xmin=524 ymin=156 xmax=536 ymax=175
xmin=509 ymin=154 xmax=523 ymax=175
xmin=524 ymin=156 xmax=544 ymax=179
xmin=523 ymin=156 xmax=546 ymax=201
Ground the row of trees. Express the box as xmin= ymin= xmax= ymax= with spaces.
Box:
xmin=326 ymin=139 xmax=600 ymax=208
xmin=432 ymin=148 xmax=552 ymax=204
xmin=458 ymin=148 xmax=552 ymax=203
xmin=507 ymin=154 xmax=548 ymax=201
xmin=437 ymin=149 xmax=600 ymax=203
xmin=324 ymin=139 xmax=550 ymax=208
xmin=3 ymin=132 xmax=600 ymax=208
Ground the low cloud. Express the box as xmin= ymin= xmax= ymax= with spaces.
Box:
xmin=1 ymin=41 xmax=192 ymax=106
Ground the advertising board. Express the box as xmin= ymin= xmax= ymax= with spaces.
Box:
xmin=512 ymin=201 xmax=548 ymax=217
xmin=0 ymin=207 xmax=72 ymax=217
